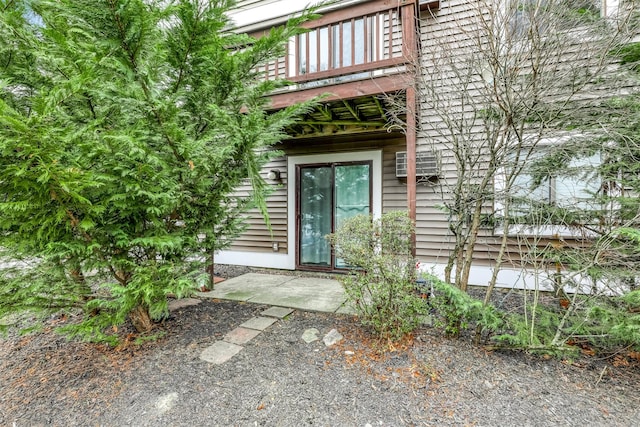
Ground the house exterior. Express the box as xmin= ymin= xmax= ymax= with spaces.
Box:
xmin=216 ymin=0 xmax=633 ymax=290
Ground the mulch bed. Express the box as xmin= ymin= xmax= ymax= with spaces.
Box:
xmin=2 ymin=294 xmax=640 ymax=426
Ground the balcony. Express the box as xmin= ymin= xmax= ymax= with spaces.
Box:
xmin=254 ymin=0 xmax=423 ymax=109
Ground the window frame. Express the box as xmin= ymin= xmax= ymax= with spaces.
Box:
xmin=494 ymin=136 xmax=603 ymax=238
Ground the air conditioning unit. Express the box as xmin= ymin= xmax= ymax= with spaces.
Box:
xmin=419 ymin=0 xmax=441 ymax=11
xmin=395 ymin=151 xmax=439 ymax=178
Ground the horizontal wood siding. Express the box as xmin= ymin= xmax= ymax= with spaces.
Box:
xmin=228 ymin=157 xmax=288 ymax=253
xmin=416 ymin=0 xmax=496 ymax=267
xmin=382 ymin=145 xmax=407 ymax=212
xmin=416 ymin=0 xmax=630 ymax=274
xmin=228 ymin=133 xmax=407 ymax=254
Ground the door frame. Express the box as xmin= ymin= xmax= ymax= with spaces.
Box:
xmin=295 ymin=161 xmax=373 ymax=271
xmin=287 ymin=150 xmax=383 ymax=271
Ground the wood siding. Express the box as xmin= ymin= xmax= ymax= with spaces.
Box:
xmin=416 ymin=0 xmax=499 ymax=267
xmin=227 ymin=157 xmax=289 ymax=253
xmin=228 ymin=134 xmax=407 ymax=254
xmin=416 ymin=0 xmax=636 ymax=272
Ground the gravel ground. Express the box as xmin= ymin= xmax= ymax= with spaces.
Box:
xmin=1 ymin=265 xmax=639 ymax=426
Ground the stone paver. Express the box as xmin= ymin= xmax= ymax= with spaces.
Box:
xmin=167 ymin=298 xmax=202 ymax=312
xmin=323 ymin=329 xmax=344 ymax=347
xmin=261 ymin=306 xmax=294 ymax=319
xmin=240 ymin=316 xmax=278 ymax=331
xmin=155 ymin=392 xmax=179 ymax=415
xmin=301 ymin=328 xmax=320 ymax=344
xmin=223 ymin=327 xmax=261 ymax=345
xmin=195 ymin=272 xmax=350 ymax=364
xmin=200 ymin=341 xmax=243 ymax=365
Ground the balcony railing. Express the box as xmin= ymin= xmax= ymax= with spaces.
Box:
xmin=255 ymin=6 xmax=407 ymax=84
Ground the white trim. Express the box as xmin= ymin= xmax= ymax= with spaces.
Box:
xmin=229 ymin=0 xmax=375 ymax=32
xmin=214 ymin=251 xmax=293 ymax=270
xmin=287 ymin=150 xmax=383 ymax=269
xmin=422 ymin=263 xmax=555 ymax=292
xmin=493 ymin=134 xmax=601 ymax=238
xmin=420 ymin=262 xmax=629 ymax=295
xmin=216 ymin=149 xmax=383 ymax=270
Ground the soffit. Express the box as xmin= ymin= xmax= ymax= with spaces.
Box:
xmin=286 ymin=92 xmax=406 ymax=138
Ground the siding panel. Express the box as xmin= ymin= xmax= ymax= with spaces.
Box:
xmin=228 ymin=134 xmax=408 ymax=254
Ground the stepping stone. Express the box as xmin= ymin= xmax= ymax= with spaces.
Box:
xmin=200 ymin=341 xmax=243 ymax=365
xmin=302 ymin=328 xmax=320 ymax=344
xmin=240 ymin=316 xmax=278 ymax=331
xmin=323 ymin=329 xmax=343 ymax=347
xmin=168 ymin=298 xmax=202 ymax=312
xmin=155 ymin=392 xmax=179 ymax=414
xmin=261 ymin=306 xmax=294 ymax=319
xmin=224 ymin=327 xmax=261 ymax=345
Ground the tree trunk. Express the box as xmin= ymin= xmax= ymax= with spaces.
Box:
xmin=129 ymin=305 xmax=154 ymax=333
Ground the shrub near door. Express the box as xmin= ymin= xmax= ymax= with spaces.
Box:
xmin=328 ymin=211 xmax=427 ymax=341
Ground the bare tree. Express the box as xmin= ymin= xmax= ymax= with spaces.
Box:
xmin=405 ymin=0 xmax=638 ymax=303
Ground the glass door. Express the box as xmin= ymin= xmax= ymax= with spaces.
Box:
xmin=334 ymin=164 xmax=371 ymax=268
xmin=297 ymin=162 xmax=371 ymax=270
xmin=299 ymin=166 xmax=333 ymax=267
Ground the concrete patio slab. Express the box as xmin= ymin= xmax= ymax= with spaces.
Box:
xmin=249 ymin=277 xmax=345 ymax=312
xmin=198 ymin=272 xmax=348 ymax=314
xmin=201 ymin=273 xmax=295 ymax=301
xmin=223 ymin=327 xmax=262 ymax=345
xmin=240 ymin=316 xmax=278 ymax=331
xmin=200 ymin=341 xmax=243 ymax=365
xmin=261 ymin=306 xmax=294 ymax=319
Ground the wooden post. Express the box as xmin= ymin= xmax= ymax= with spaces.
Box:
xmin=406 ymin=86 xmax=417 ymax=257
xmin=402 ymin=3 xmax=418 ymax=257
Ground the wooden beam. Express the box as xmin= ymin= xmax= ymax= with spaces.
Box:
xmin=372 ymin=96 xmax=386 ymax=117
xmin=288 ymin=57 xmax=406 ymax=84
xmin=297 ymin=120 xmax=385 ymax=126
xmin=319 ymin=105 xmax=333 ymax=121
xmin=268 ymin=74 xmax=410 ymax=110
xmin=342 ymin=100 xmax=362 ymax=122
xmin=401 ymin=3 xmax=417 ymax=63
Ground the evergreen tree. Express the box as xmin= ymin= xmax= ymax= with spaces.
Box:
xmin=0 ymin=0 xmax=315 ymax=342
xmin=525 ymin=41 xmax=640 ymax=289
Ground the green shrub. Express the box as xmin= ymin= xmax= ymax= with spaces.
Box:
xmin=494 ymin=290 xmax=640 ymax=355
xmin=425 ymin=274 xmax=503 ymax=337
xmin=327 ymin=211 xmax=426 ymax=341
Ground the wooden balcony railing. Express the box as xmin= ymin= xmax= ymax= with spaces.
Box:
xmin=254 ymin=4 xmax=410 ymax=85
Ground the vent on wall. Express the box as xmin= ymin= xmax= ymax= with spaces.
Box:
xmin=395 ymin=151 xmax=439 ymax=178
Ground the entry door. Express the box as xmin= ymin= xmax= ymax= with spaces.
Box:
xmin=297 ymin=162 xmax=371 ymax=270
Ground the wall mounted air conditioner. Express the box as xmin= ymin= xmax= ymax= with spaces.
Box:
xmin=419 ymin=0 xmax=441 ymax=11
xmin=395 ymin=151 xmax=439 ymax=178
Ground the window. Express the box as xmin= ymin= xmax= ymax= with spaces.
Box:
xmin=509 ymin=0 xmax=606 ymax=39
xmin=496 ymin=143 xmax=602 ymax=236
xmin=511 ymin=150 xmax=601 ymax=212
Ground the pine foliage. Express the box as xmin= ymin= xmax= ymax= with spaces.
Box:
xmin=0 ymin=0 xmax=315 ymax=342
